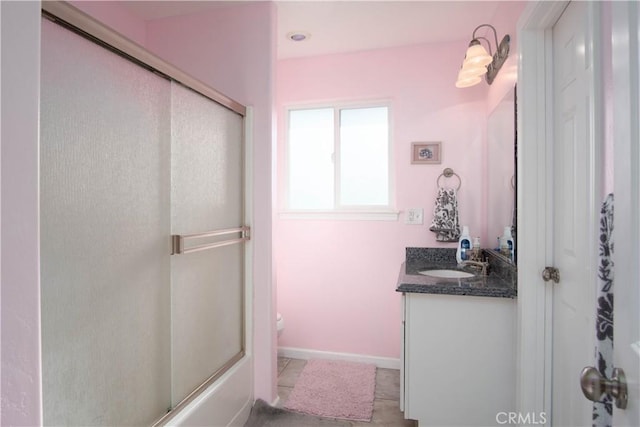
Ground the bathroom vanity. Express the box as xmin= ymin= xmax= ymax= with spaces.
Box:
xmin=397 ymin=248 xmax=517 ymax=426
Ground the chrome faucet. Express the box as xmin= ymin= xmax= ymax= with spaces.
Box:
xmin=458 ymin=260 xmax=489 ymax=276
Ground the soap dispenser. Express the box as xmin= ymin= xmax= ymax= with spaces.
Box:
xmin=501 ymin=226 xmax=514 ymax=260
xmin=456 ymin=225 xmax=472 ymax=263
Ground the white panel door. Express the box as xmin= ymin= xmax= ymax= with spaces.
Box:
xmin=551 ymin=1 xmax=596 ymax=425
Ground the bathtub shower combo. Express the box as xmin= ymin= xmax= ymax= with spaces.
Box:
xmin=40 ymin=4 xmax=251 ymax=425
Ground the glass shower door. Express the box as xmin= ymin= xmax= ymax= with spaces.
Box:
xmin=169 ymin=82 xmax=245 ymax=405
xmin=40 ymin=17 xmax=247 ymax=425
xmin=40 ymin=18 xmax=172 ymax=426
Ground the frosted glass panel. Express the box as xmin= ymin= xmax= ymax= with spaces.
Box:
xmin=40 ymin=19 xmax=171 ymax=426
xmin=339 ymin=107 xmax=389 ymax=206
xmin=288 ymin=108 xmax=335 ymax=209
xmin=170 ymin=83 xmax=244 ymax=404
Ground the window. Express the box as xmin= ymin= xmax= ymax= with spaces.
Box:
xmin=286 ymin=104 xmax=394 ymax=217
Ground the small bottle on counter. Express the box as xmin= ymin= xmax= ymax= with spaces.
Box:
xmin=456 ymin=225 xmax=472 ymax=263
xmin=500 ymin=226 xmax=514 ymax=260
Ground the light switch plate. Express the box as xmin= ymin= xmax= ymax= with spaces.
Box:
xmin=405 ymin=208 xmax=424 ymax=225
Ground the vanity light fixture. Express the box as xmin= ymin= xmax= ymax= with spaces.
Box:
xmin=455 ymin=24 xmax=510 ymax=88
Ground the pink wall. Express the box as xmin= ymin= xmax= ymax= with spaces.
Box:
xmin=70 ymin=0 xmax=147 ymax=46
xmin=275 ymin=3 xmax=525 ymax=361
xmin=276 ymin=42 xmax=488 ymax=359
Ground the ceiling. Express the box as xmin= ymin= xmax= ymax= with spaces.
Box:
xmin=121 ymin=1 xmax=508 ymax=59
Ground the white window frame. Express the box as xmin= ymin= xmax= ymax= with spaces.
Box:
xmin=281 ymin=100 xmax=398 ymax=221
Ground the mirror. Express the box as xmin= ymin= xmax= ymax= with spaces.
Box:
xmin=487 ymin=86 xmax=516 ymax=263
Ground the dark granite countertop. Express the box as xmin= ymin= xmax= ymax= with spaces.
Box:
xmin=396 ymin=247 xmax=517 ymax=299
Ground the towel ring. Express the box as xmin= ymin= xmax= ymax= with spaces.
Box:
xmin=437 ymin=168 xmax=462 ymax=190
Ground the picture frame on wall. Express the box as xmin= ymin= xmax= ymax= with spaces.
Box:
xmin=411 ymin=142 xmax=441 ymax=164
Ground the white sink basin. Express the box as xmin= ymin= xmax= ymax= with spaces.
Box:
xmin=418 ymin=269 xmax=474 ymax=279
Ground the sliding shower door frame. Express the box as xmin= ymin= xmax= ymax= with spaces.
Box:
xmin=40 ymin=2 xmax=251 ymax=426
xmin=41 ymin=3 xmax=245 ymax=117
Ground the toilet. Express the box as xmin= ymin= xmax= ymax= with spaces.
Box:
xmin=277 ymin=312 xmax=284 ymax=337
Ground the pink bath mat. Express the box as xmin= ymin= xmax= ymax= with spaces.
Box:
xmin=284 ymin=359 xmax=376 ymax=421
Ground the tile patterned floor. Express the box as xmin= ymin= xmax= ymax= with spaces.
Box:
xmin=277 ymin=358 xmax=417 ymax=426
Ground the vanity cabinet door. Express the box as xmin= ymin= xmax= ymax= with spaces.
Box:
xmin=403 ymin=293 xmax=516 ymax=426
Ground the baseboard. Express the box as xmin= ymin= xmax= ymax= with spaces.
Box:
xmin=277 ymin=346 xmax=401 ymax=370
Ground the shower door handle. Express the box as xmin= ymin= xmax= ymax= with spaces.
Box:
xmin=171 ymin=226 xmax=250 ymax=255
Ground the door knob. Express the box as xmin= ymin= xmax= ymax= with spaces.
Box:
xmin=542 ymin=266 xmax=560 ymax=283
xmin=580 ymin=366 xmax=628 ymax=409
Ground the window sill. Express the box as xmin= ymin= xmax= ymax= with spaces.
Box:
xmin=278 ymin=210 xmax=400 ymax=221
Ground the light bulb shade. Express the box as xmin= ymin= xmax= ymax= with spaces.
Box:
xmin=463 ymin=40 xmax=493 ymax=67
xmin=455 ymin=71 xmax=481 ymax=88
xmin=460 ymin=61 xmax=487 ymax=77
